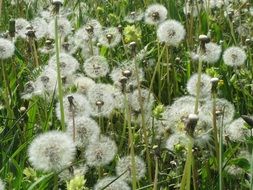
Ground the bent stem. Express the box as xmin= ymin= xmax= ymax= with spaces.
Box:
xmin=54 ymin=15 xmax=65 ymax=130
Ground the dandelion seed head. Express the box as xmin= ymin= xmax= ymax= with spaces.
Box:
xmin=34 ymin=67 xmax=57 ymax=96
xmin=66 ymin=116 xmax=100 ymax=148
xmin=85 ymin=136 xmax=117 ymax=167
xmin=28 ymin=131 xmax=76 ymax=172
xmin=87 ymin=84 xmax=116 ymax=117
xmin=48 ymin=53 xmax=79 ymax=77
xmin=116 ymin=155 xmax=146 ymax=182
xmin=199 ymin=42 xmax=222 ymax=64
xmin=157 ymin=19 xmax=186 ymax=47
xmin=98 ymin=27 xmax=121 ymax=48
xmin=0 ymin=38 xmax=15 ymax=59
xmin=223 ymin=46 xmax=247 ymax=67
xmin=200 ymin=98 xmax=235 ymax=125
xmin=56 ymin=93 xmax=91 ymax=123
xmin=94 ymin=176 xmax=130 ymax=190
xmin=74 ymin=75 xmax=95 ymax=94
xmin=30 ymin=17 xmax=48 ymax=39
xmin=183 ymin=2 xmax=200 ymax=17
xmin=48 ymin=17 xmax=72 ymax=39
xmin=225 ymin=165 xmax=244 ymax=176
xmin=166 ymin=133 xmax=190 ymax=151
xmin=225 ymin=117 xmax=252 ymax=142
xmin=21 ymin=81 xmax=35 ymax=100
xmin=83 ymin=56 xmax=109 ymax=79
xmin=144 ymin=4 xmax=167 ymax=25
xmin=15 ymin=18 xmax=30 ymax=39
xmin=187 ymin=73 xmax=212 ymax=98
xmin=85 ymin=19 xmax=102 ymax=38
xmin=0 ymin=179 xmax=4 ymax=190
xmin=124 ymin=11 xmax=143 ymax=23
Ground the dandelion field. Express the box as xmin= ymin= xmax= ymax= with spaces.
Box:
xmin=0 ymin=0 xmax=253 ymax=189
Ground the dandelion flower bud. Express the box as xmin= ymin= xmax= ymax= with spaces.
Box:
xmin=85 ymin=136 xmax=117 ymax=167
xmin=94 ymin=176 xmax=130 ymax=190
xmin=28 ymin=131 xmax=76 ymax=172
xmin=0 ymin=38 xmax=15 ymax=59
xmin=187 ymin=73 xmax=212 ymax=98
xmin=116 ymin=155 xmax=146 ymax=182
xmin=83 ymin=56 xmax=109 ymax=79
xmin=144 ymin=4 xmax=167 ymax=25
xmin=223 ymin=46 xmax=247 ymax=67
xmin=157 ymin=19 xmax=186 ymax=47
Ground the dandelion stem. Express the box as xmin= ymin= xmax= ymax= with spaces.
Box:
xmin=219 ymin=111 xmax=224 ymax=190
xmin=54 ymin=15 xmax=65 ymax=130
xmin=194 ymin=59 xmax=202 ymax=114
xmin=153 ymin=155 xmax=159 ymax=190
xmin=212 ymin=89 xmax=219 ymax=166
xmin=53 ymin=173 xmax=58 ymax=190
xmin=31 ymin=38 xmax=39 ymax=67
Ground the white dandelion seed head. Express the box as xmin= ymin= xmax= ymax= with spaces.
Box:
xmin=30 ymin=17 xmax=48 ymax=39
xmin=152 ymin=118 xmax=172 ymax=139
xmin=85 ymin=19 xmax=102 ymax=38
xmin=116 ymin=155 xmax=146 ymax=182
xmin=66 ymin=116 xmax=100 ymax=148
xmin=129 ymin=88 xmax=154 ymax=113
xmin=110 ymin=87 xmax=125 ymax=110
xmin=48 ymin=53 xmax=80 ymax=77
xmin=124 ymin=10 xmax=143 ymax=23
xmin=110 ymin=60 xmax=144 ymax=92
xmin=56 ymin=93 xmax=91 ymax=123
xmin=81 ymin=44 xmax=99 ymax=59
xmin=144 ymin=4 xmax=167 ymax=25
xmin=225 ymin=165 xmax=245 ymax=176
xmin=33 ymin=67 xmax=57 ymax=97
xmin=157 ymin=19 xmax=186 ymax=47
xmin=85 ymin=135 xmax=117 ymax=167
xmin=48 ymin=17 xmax=72 ymax=39
xmin=94 ymin=176 xmax=131 ymax=190
xmin=39 ymin=10 xmax=51 ymax=23
xmin=200 ymin=98 xmax=235 ymax=125
xmin=61 ymin=37 xmax=79 ymax=55
xmin=74 ymin=75 xmax=95 ymax=94
xmin=187 ymin=73 xmax=212 ymax=98
xmin=194 ymin=132 xmax=212 ymax=148
xmin=166 ymin=133 xmax=190 ymax=151
xmin=28 ymin=131 xmax=76 ymax=172
xmin=199 ymin=42 xmax=222 ymax=64
xmin=0 ymin=179 xmax=5 ymax=190
xmin=183 ymin=2 xmax=200 ymax=17
xmin=21 ymin=81 xmax=36 ymax=100
xmin=98 ymin=27 xmax=121 ymax=48
xmin=223 ymin=46 xmax=247 ymax=67
xmin=15 ymin=18 xmax=30 ymax=39
xmin=225 ymin=117 xmax=252 ymax=142
xmin=73 ymin=27 xmax=90 ymax=46
xmin=0 ymin=38 xmax=15 ymax=59
xmin=83 ymin=56 xmax=109 ymax=79
xmin=87 ymin=84 xmax=116 ymax=117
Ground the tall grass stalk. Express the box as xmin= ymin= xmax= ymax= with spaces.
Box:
xmin=54 ymin=15 xmax=65 ymax=130
xmin=219 ymin=116 xmax=224 ymax=190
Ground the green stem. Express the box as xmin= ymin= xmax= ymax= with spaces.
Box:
xmin=54 ymin=15 xmax=65 ymax=130
xmin=194 ymin=59 xmax=203 ymax=114
xmin=219 ymin=116 xmax=224 ymax=190
xmin=53 ymin=173 xmax=58 ymax=190
xmin=153 ymin=155 xmax=159 ymax=190
xmin=212 ymin=91 xmax=219 ymax=166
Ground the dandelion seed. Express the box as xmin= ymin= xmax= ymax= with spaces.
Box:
xmin=83 ymin=56 xmax=109 ymax=79
xmin=94 ymin=176 xmax=130 ymax=190
xmin=48 ymin=17 xmax=72 ymax=39
xmin=98 ymin=27 xmax=121 ymax=48
xmin=116 ymin=155 xmax=146 ymax=182
xmin=66 ymin=116 xmax=100 ymax=148
xmin=144 ymin=4 xmax=167 ymax=25
xmin=85 ymin=135 xmax=117 ymax=167
xmin=187 ymin=73 xmax=212 ymax=98
xmin=223 ymin=46 xmax=247 ymax=67
xmin=28 ymin=131 xmax=76 ymax=172
xmin=0 ymin=38 xmax=15 ymax=59
xmin=48 ymin=53 xmax=79 ymax=77
xmin=56 ymin=93 xmax=91 ymax=122
xmin=157 ymin=19 xmax=186 ymax=47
